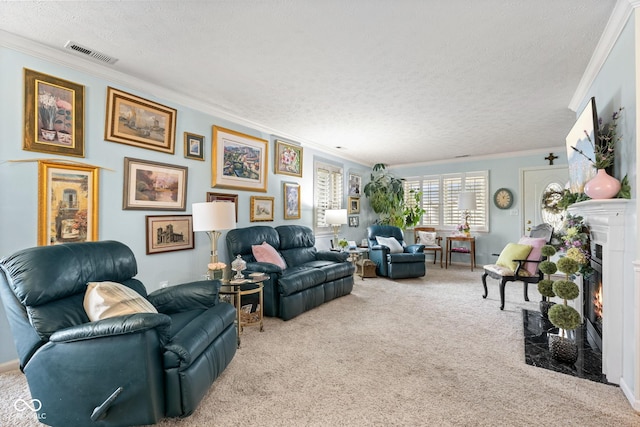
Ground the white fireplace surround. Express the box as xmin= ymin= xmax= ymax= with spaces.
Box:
xmin=567 ymin=199 xmax=638 ymax=409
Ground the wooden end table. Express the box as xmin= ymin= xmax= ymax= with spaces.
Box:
xmin=445 ymin=235 xmax=476 ymax=271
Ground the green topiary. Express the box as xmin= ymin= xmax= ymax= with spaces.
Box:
xmin=537 ymin=279 xmax=555 ymax=298
xmin=552 ymin=280 xmax=580 ymax=300
xmin=556 ymin=257 xmax=579 ymax=276
xmin=541 ymin=245 xmax=556 ymax=257
xmin=548 ymin=304 xmax=581 ymax=330
xmin=539 ymin=260 xmax=557 ymax=276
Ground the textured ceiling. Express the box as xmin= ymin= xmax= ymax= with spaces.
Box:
xmin=0 ymin=1 xmax=617 ymax=166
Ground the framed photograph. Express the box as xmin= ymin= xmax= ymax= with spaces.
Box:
xmin=348 ymin=173 xmax=362 ymax=197
xmin=123 ymin=157 xmax=188 ymax=211
xmin=250 ymin=196 xmax=274 ymax=222
xmin=275 ymin=140 xmax=303 ymax=177
xmin=212 ymin=126 xmax=268 ymax=192
xmin=24 ymin=68 xmax=85 ymax=157
xmin=566 ymin=96 xmax=598 ymax=193
xmin=349 ymin=215 xmax=359 ymax=227
xmin=145 ymin=215 xmax=194 ymax=254
xmin=283 ymin=182 xmax=301 ymax=220
xmin=206 ymin=192 xmax=239 ymax=222
xmin=184 ymin=132 xmax=205 ymax=161
xmin=348 ymin=197 xmax=360 ymax=214
xmin=38 ymin=160 xmax=98 ymax=246
xmin=105 ymin=86 xmax=177 ymax=154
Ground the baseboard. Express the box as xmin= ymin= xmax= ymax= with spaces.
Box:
xmin=0 ymin=359 xmax=19 ymax=373
xmin=620 ymin=377 xmax=640 ymax=412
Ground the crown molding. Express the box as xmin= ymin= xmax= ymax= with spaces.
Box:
xmin=569 ymin=0 xmax=639 ymax=111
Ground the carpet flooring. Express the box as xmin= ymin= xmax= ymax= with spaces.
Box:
xmin=1 ymin=265 xmax=638 ymax=426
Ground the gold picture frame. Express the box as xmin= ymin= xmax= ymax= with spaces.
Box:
xmin=283 ymin=182 xmax=300 ymax=219
xmin=184 ymin=132 xmax=205 ymax=161
xmin=275 ymin=139 xmax=303 ymax=177
xmin=145 ymin=215 xmax=194 ymax=254
xmin=24 ymin=68 xmax=85 ymax=157
xmin=123 ymin=157 xmax=188 ymax=211
xmin=206 ymin=192 xmax=239 ymax=222
xmin=212 ymin=126 xmax=268 ymax=192
xmin=348 ymin=197 xmax=360 ymax=214
xmin=105 ymin=86 xmax=177 ymax=154
xmin=38 ymin=160 xmax=98 ymax=246
xmin=250 ymin=196 xmax=275 ymax=222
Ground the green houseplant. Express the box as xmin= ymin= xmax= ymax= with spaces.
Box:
xmin=363 ymin=163 xmax=424 ymax=229
xmin=547 ymin=256 xmax=581 ymax=364
xmin=537 ymin=245 xmax=558 ymax=318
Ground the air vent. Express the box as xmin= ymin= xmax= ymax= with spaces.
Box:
xmin=64 ymin=41 xmax=118 ymax=65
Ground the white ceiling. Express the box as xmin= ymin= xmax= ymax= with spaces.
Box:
xmin=0 ymin=1 xmax=618 ymax=166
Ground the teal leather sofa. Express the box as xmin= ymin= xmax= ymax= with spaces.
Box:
xmin=0 ymin=241 xmax=237 ymax=427
xmin=226 ymin=225 xmax=355 ymax=320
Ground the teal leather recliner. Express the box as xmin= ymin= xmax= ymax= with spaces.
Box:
xmin=367 ymin=225 xmax=426 ymax=279
xmin=0 ymin=241 xmax=237 ymax=427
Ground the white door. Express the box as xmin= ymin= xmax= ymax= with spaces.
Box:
xmin=521 ymin=166 xmax=569 ymax=235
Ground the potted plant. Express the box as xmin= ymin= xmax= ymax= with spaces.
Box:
xmin=547 ymin=256 xmax=581 ymax=364
xmin=537 ymin=245 xmax=558 ymax=318
xmin=363 ymin=163 xmax=424 ymax=229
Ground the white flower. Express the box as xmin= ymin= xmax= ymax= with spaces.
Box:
xmin=208 ymin=262 xmax=226 ymax=270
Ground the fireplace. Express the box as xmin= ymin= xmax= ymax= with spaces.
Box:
xmin=584 ymin=242 xmax=603 ymax=352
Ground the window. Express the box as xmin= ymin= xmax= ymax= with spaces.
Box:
xmin=404 ymin=171 xmax=488 ymax=232
xmin=314 ymin=160 xmax=344 ymax=231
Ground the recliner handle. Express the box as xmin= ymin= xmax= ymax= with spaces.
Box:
xmin=91 ymin=386 xmax=123 ymax=422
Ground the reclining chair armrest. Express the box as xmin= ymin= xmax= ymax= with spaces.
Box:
xmin=49 ymin=313 xmax=172 ymax=344
xmin=245 ymin=261 xmax=283 ymax=274
xmin=148 ymin=280 xmax=221 ymax=314
xmin=370 ymin=244 xmax=388 ymax=252
xmin=405 ymin=244 xmax=424 ymax=254
xmin=317 ymin=251 xmax=349 ymax=262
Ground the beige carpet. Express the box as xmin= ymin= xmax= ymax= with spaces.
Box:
xmin=1 ymin=265 xmax=638 ymax=426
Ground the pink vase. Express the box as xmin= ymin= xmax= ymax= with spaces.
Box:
xmin=583 ymin=169 xmax=621 ymax=199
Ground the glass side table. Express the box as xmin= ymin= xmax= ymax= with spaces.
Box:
xmin=219 ymin=273 xmax=266 ymax=348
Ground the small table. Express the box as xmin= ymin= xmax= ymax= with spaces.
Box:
xmin=446 ymin=235 xmax=476 ymax=271
xmin=219 ymin=274 xmax=265 ymax=348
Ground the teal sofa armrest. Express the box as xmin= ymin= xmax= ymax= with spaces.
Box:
xmin=148 ymin=280 xmax=221 ymax=314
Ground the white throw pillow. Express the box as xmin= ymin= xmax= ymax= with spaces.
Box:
xmin=376 ymin=236 xmax=404 ymax=253
xmin=418 ymin=231 xmax=437 ymax=246
xmin=84 ymin=281 xmax=157 ymax=322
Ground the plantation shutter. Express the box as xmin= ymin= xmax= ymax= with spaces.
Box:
xmin=464 ymin=173 xmax=487 ymax=229
xmin=442 ymin=175 xmax=463 ymax=227
xmin=421 ymin=176 xmax=440 ymax=226
xmin=315 ymin=162 xmax=344 ymax=229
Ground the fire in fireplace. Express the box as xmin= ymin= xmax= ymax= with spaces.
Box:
xmin=584 ymin=242 xmax=603 ymax=351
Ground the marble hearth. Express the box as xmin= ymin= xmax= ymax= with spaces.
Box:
xmin=567 ymin=199 xmax=637 ymax=409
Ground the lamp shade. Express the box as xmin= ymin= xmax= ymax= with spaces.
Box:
xmin=192 ymin=202 xmax=236 ymax=232
xmin=325 ymin=209 xmax=348 ymax=225
xmin=458 ymin=192 xmax=477 ymax=211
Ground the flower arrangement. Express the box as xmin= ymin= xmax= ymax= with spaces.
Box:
xmin=208 ymin=262 xmax=226 ymax=271
xmin=456 ymin=223 xmax=470 ymax=235
xmin=571 ymin=107 xmax=623 ymax=170
xmin=555 ymin=213 xmax=591 ymax=275
xmin=338 ymin=238 xmax=348 ymax=249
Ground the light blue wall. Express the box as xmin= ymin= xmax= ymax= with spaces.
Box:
xmin=0 ymin=46 xmax=371 ymax=363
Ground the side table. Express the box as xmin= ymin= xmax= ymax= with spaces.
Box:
xmin=445 ymin=235 xmax=476 ymax=271
xmin=219 ymin=274 xmax=265 ymax=348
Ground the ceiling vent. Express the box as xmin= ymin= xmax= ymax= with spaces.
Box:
xmin=64 ymin=41 xmax=118 ymax=65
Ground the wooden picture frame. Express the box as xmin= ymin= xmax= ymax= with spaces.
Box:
xmin=212 ymin=126 xmax=268 ymax=192
xmin=348 ymin=173 xmax=362 ymax=197
xmin=206 ymin=192 xmax=239 ymax=222
xmin=123 ymin=157 xmax=188 ymax=211
xmin=349 ymin=215 xmax=359 ymax=227
xmin=275 ymin=140 xmax=303 ymax=177
xmin=283 ymin=182 xmax=301 ymax=219
xmin=105 ymin=86 xmax=177 ymax=154
xmin=348 ymin=197 xmax=360 ymax=214
xmin=38 ymin=160 xmax=98 ymax=246
xmin=24 ymin=68 xmax=85 ymax=157
xmin=184 ymin=132 xmax=205 ymax=161
xmin=250 ymin=196 xmax=274 ymax=222
xmin=145 ymin=215 xmax=194 ymax=254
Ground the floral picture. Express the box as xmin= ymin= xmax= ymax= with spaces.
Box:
xmin=250 ymin=196 xmax=274 ymax=222
xmin=212 ymin=126 xmax=268 ymax=192
xmin=565 ymin=97 xmax=598 ymax=193
xmin=184 ymin=132 xmax=205 ymax=161
xmin=123 ymin=157 xmax=188 ymax=210
xmin=283 ymin=182 xmax=300 ymax=219
xmin=38 ymin=161 xmax=98 ymax=246
xmin=275 ymin=140 xmax=303 ymax=177
xmin=24 ymin=69 xmax=85 ymax=157
xmin=145 ymin=215 xmax=194 ymax=254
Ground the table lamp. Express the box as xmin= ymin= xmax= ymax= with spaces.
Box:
xmin=192 ymin=201 xmax=236 ymax=264
xmin=457 ymin=192 xmax=477 ymax=233
xmin=325 ymin=209 xmax=348 ymax=248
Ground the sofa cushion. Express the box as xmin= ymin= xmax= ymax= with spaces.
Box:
xmin=278 ymin=267 xmax=326 ymax=296
xmin=496 ymin=243 xmax=533 ymax=272
xmin=376 ymin=236 xmax=404 ymax=253
xmin=417 ymin=231 xmax=438 ymax=246
xmin=517 ymin=236 xmax=547 ymax=276
xmin=301 ymin=260 xmax=354 ymax=282
xmin=84 ymin=281 xmax=157 ymax=322
xmin=252 ymin=242 xmax=287 ymax=269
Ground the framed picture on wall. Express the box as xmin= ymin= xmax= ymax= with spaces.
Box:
xmin=348 ymin=197 xmax=360 ymax=214
xmin=123 ymin=157 xmax=188 ymax=210
xmin=275 ymin=140 xmax=303 ymax=177
xmin=250 ymin=196 xmax=274 ymax=222
xmin=24 ymin=68 xmax=85 ymax=157
xmin=206 ymin=192 xmax=239 ymax=222
xmin=184 ymin=132 xmax=205 ymax=161
xmin=348 ymin=173 xmax=361 ymax=197
xmin=212 ymin=126 xmax=268 ymax=192
xmin=349 ymin=215 xmax=359 ymax=227
xmin=38 ymin=160 xmax=99 ymax=246
xmin=145 ymin=215 xmax=194 ymax=254
xmin=283 ymin=182 xmax=300 ymax=219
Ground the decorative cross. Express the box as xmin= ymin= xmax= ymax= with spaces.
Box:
xmin=545 ymin=152 xmax=558 ymax=165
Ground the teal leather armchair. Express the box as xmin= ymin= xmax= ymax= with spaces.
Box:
xmin=0 ymin=241 xmax=237 ymax=426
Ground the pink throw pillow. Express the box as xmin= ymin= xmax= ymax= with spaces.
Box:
xmin=251 ymin=242 xmax=287 ymax=269
xmin=518 ymin=236 xmax=547 ymax=276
